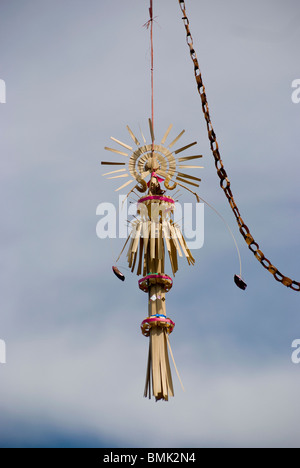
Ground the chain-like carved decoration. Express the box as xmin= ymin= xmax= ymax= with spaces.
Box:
xmin=178 ymin=0 xmax=299 ymax=291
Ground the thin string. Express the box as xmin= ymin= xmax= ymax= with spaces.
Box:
xmin=149 ymin=0 xmax=154 ymax=153
xmin=166 ymin=332 xmax=185 ymax=393
xmin=176 ymin=182 xmax=243 ymax=277
xmin=143 ymin=1 xmax=155 ymax=156
xmin=199 ymin=196 xmax=243 ymax=278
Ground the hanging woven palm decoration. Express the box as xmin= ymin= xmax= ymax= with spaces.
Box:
xmin=101 ymin=1 xmax=299 ymax=402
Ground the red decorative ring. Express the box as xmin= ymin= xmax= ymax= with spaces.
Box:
xmin=138 ymin=195 xmax=175 ymax=205
xmin=138 ymin=274 xmax=173 ymax=293
xmin=141 ymin=316 xmax=175 ymax=337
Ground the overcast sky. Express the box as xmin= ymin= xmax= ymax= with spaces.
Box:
xmin=0 ymin=0 xmax=300 ymax=448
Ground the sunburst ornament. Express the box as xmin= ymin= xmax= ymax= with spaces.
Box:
xmin=101 ymin=118 xmax=204 ymax=401
xmin=102 ymin=119 xmax=204 ymax=194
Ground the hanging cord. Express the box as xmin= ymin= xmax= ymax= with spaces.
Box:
xmin=144 ymin=0 xmax=155 ymax=154
xmin=166 ymin=333 xmax=185 ymax=392
xmin=177 ymin=0 xmax=300 ymax=292
xmin=199 ymin=196 xmax=242 ymax=278
xmin=175 ymin=184 xmax=243 ymax=278
xmin=150 ymin=0 xmax=154 ymax=147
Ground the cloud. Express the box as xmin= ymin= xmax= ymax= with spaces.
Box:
xmin=1 ymin=327 xmax=300 ymax=448
xmin=0 ymin=0 xmax=299 ymax=448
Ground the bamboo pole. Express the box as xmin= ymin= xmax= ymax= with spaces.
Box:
xmin=143 ymin=173 xmax=174 ymax=401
